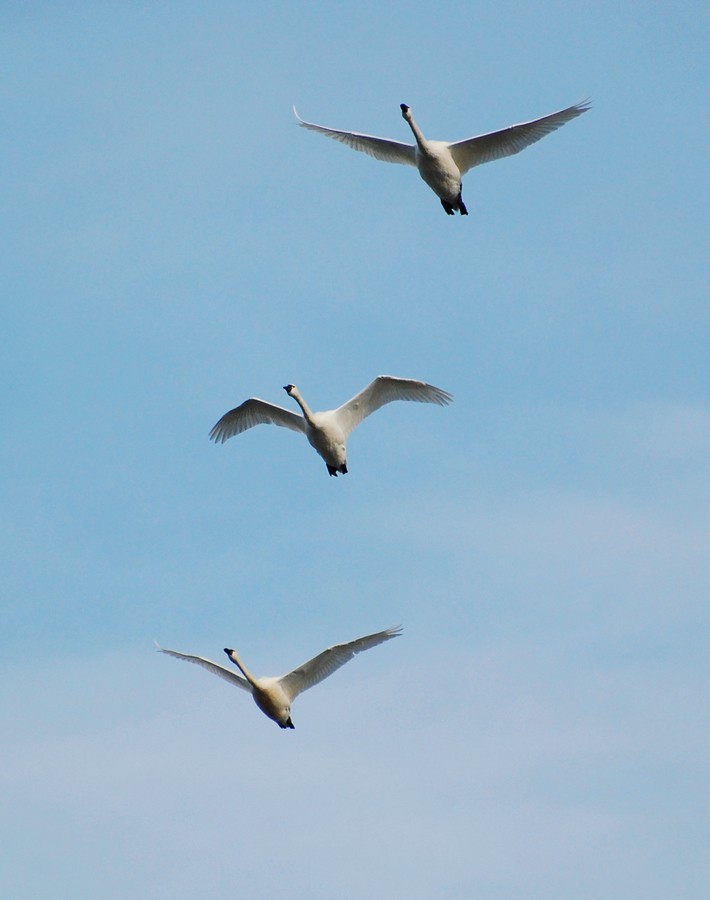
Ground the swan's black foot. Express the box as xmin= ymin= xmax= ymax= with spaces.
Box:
xmin=458 ymin=199 xmax=468 ymax=216
xmin=327 ymin=465 xmax=338 ymax=476
xmin=340 ymin=463 xmax=348 ymax=475
xmin=282 ymin=717 xmax=295 ymax=729
xmin=440 ymin=199 xmax=455 ymax=215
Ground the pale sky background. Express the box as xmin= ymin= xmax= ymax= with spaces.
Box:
xmin=2 ymin=3 xmax=709 ymax=898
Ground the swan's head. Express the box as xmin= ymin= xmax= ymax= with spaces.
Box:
xmin=283 ymin=384 xmax=297 ymax=396
xmin=400 ymin=103 xmax=411 ymax=119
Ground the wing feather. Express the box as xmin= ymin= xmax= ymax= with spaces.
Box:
xmin=209 ymin=398 xmax=306 ymax=443
xmin=156 ymin=642 xmax=252 ymax=693
xmin=449 ymin=99 xmax=591 ymax=175
xmin=294 ymin=107 xmax=416 ymax=167
xmin=334 ymin=375 xmax=453 ymax=438
xmin=279 ymin=626 xmax=402 ymax=701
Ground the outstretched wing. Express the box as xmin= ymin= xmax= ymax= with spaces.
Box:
xmin=333 ymin=375 xmax=453 ymax=438
xmin=209 ymin=398 xmax=306 ymax=443
xmin=279 ymin=625 xmax=402 ymax=701
xmin=155 ymin=642 xmax=252 ymax=692
xmin=294 ymin=107 xmax=416 ymax=167
xmin=449 ymin=99 xmax=590 ymax=175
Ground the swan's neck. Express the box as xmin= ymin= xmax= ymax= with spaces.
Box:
xmin=290 ymin=389 xmax=316 ymax=425
xmin=405 ymin=114 xmax=428 ymax=149
xmin=228 ymin=648 xmax=257 ymax=686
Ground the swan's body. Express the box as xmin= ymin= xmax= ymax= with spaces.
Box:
xmin=210 ymin=375 xmax=452 ymax=476
xmin=156 ymin=625 xmax=402 ymax=728
xmin=295 ymin=100 xmax=590 ymax=215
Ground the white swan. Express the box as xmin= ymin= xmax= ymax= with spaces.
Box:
xmin=156 ymin=626 xmax=401 ymax=729
xmin=209 ymin=375 xmax=452 ymax=476
xmin=294 ymin=99 xmax=590 ymax=215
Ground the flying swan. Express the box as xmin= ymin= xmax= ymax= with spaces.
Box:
xmin=156 ymin=626 xmax=402 ymax=729
xmin=209 ymin=375 xmax=453 ymax=476
xmin=294 ymin=99 xmax=590 ymax=215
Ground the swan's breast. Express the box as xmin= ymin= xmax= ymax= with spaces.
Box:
xmin=415 ymin=143 xmax=462 ymax=199
xmin=252 ymin=679 xmax=291 ymax=723
xmin=305 ymin=413 xmax=347 ymax=462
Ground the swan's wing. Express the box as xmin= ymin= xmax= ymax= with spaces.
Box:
xmin=209 ymin=398 xmax=306 ymax=443
xmin=448 ymin=99 xmax=591 ymax=175
xmin=279 ymin=626 xmax=402 ymax=701
xmin=294 ymin=107 xmax=416 ymax=167
xmin=155 ymin=641 xmax=251 ymax=692
xmin=333 ymin=375 xmax=453 ymax=438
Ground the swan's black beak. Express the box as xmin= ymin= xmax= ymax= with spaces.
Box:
xmin=400 ymin=103 xmax=409 ymax=115
xmin=283 ymin=384 xmax=294 ymax=393
xmin=224 ymin=648 xmax=232 ymax=656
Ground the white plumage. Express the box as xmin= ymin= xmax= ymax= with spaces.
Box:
xmin=156 ymin=626 xmax=402 ymax=729
xmin=210 ymin=375 xmax=453 ymax=476
xmin=295 ymin=99 xmax=590 ymax=215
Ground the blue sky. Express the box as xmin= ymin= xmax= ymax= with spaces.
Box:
xmin=2 ymin=2 xmax=708 ymax=897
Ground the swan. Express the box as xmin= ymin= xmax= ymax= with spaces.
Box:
xmin=156 ymin=625 xmax=402 ymax=728
xmin=209 ymin=375 xmax=453 ymax=476
xmin=294 ymin=99 xmax=590 ymax=215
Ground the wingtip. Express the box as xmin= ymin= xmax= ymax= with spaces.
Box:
xmin=426 ymin=383 xmax=454 ymax=406
xmin=208 ymin=421 xmax=228 ymax=444
xmin=292 ymin=104 xmax=304 ymax=124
